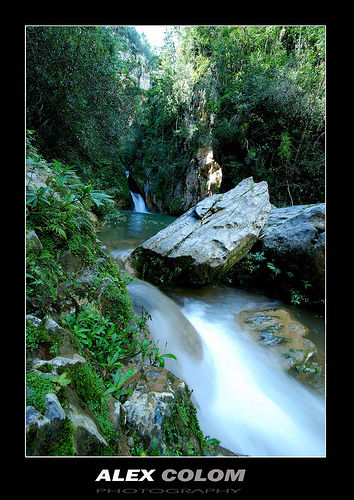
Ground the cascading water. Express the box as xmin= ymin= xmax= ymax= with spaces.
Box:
xmin=130 ymin=192 xmax=150 ymax=213
xmin=98 ymin=210 xmax=326 ymax=457
xmin=127 ymin=280 xmax=325 ymax=457
xmin=126 ymin=170 xmax=150 ymax=213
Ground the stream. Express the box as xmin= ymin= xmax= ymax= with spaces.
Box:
xmin=97 ymin=208 xmax=325 ymax=457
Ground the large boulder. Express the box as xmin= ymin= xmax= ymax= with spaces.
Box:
xmin=131 ymin=177 xmax=271 ymax=286
xmin=229 ymin=203 xmax=325 ymax=303
xmin=261 ymin=204 xmax=325 ymax=272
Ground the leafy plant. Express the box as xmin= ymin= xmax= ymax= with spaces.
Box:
xmin=267 ymin=261 xmax=281 ymax=277
xmin=51 ymin=372 xmax=72 ymax=392
xmin=290 ymin=289 xmax=308 ymax=305
xmin=63 ymin=304 xmax=176 ymax=372
xmin=103 ymin=367 xmax=135 ymax=400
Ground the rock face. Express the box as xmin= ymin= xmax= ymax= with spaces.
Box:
xmin=131 ymin=147 xmax=223 ymax=215
xmin=228 ymin=203 xmax=325 ymax=303
xmin=261 ymin=204 xmax=325 ymax=272
xmin=131 ymin=177 xmax=272 ymax=286
xmin=174 ymin=146 xmax=223 ymax=211
xmin=120 ymin=362 xmax=205 ymax=455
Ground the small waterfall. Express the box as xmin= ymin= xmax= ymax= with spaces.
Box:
xmin=130 ymin=191 xmax=150 ymax=213
xmin=126 ymin=170 xmax=150 ymax=213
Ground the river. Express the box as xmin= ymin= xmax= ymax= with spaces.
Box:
xmin=97 ymin=209 xmax=326 ymax=457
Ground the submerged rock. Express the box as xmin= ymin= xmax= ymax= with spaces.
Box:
xmin=236 ymin=306 xmax=318 ymax=371
xmin=131 ymin=177 xmax=271 ymax=285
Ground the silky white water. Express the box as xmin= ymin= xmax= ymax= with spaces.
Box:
xmin=125 ymin=169 xmax=150 ymax=213
xmin=130 ymin=191 xmax=150 ymax=213
xmin=100 ymin=209 xmax=325 ymax=457
xmin=128 ymin=280 xmax=325 ymax=457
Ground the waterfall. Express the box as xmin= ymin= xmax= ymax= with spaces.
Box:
xmin=130 ymin=191 xmax=150 ymax=213
xmin=126 ymin=170 xmax=150 ymax=213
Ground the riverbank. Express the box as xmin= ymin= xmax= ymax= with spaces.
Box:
xmin=26 ymin=142 xmax=325 ymax=457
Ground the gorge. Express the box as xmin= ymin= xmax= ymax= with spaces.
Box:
xmin=25 ymin=25 xmax=326 ymax=459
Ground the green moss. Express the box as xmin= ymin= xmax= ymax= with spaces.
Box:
xmin=69 ymin=363 xmax=121 ymax=454
xmin=26 ymin=321 xmax=61 ymax=357
xmin=163 ymin=390 xmax=206 ymax=456
xmin=100 ymin=280 xmax=132 ymax=322
xmin=26 ymin=415 xmax=76 ymax=456
xmin=51 ymin=418 xmax=76 ymax=456
xmin=37 ymin=363 xmax=53 ymax=373
xmin=26 ymin=372 xmax=56 ymax=413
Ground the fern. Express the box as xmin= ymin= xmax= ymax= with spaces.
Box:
xmin=47 ymin=223 xmax=67 ymax=239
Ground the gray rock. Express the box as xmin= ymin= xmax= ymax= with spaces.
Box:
xmin=66 ymin=404 xmax=108 ymax=455
xmin=32 ymin=353 xmax=86 ymax=374
xmin=44 ymin=317 xmax=62 ymax=335
xmin=132 ymin=177 xmax=271 ymax=284
xmin=261 ymin=204 xmax=325 ymax=262
xmin=121 ymin=362 xmax=204 ymax=455
xmin=312 ymin=231 xmax=325 ymax=274
xmin=44 ymin=393 xmax=66 ymax=421
xmin=59 ymin=249 xmax=83 ymax=274
xmin=26 ymin=315 xmax=43 ymax=328
xmin=26 ymin=406 xmax=49 ymax=428
xmin=26 ymin=230 xmax=43 ymax=256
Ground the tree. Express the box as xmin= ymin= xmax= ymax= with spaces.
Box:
xmin=26 ymin=26 xmax=145 ymax=205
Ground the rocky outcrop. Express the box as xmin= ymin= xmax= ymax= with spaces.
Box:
xmin=131 ymin=177 xmax=271 ymax=286
xmin=173 ymin=147 xmax=223 ymax=211
xmin=26 ymin=241 xmax=212 ymax=456
xmin=25 ymin=311 xmax=213 ymax=456
xmin=130 ymin=147 xmax=222 ymax=215
xmin=229 ymin=203 xmax=325 ymax=303
xmin=119 ymin=362 xmax=205 ymax=455
xmin=261 ymin=204 xmax=325 ymax=275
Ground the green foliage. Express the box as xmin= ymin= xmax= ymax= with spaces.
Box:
xmin=26 ymin=372 xmax=56 ymax=413
xmin=69 ymin=362 xmax=121 ymax=454
xmin=162 ymin=390 xmax=209 ymax=456
xmin=63 ymin=303 xmax=175 ymax=377
xmin=50 ymin=418 xmax=76 ymax=456
xmin=51 ymin=372 xmax=72 ymax=392
xmin=126 ymin=25 xmax=325 ymax=208
xmin=26 ymin=321 xmax=60 ymax=357
xmin=26 ymin=26 xmax=141 ymax=209
xmin=103 ymin=367 xmax=135 ymax=400
xmin=290 ymin=288 xmax=309 ymax=306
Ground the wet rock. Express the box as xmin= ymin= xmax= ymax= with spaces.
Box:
xmin=236 ymin=306 xmax=318 ymax=370
xmin=65 ymin=404 xmax=108 ymax=455
xmin=127 ymin=279 xmax=203 ymax=359
xmin=26 ymin=314 xmax=43 ymax=329
xmin=44 ymin=393 xmax=66 ymax=422
xmin=26 ymin=230 xmax=43 ymax=256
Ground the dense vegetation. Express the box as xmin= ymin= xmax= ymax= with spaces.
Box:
xmin=127 ymin=26 xmax=325 ymax=211
xmin=26 ymin=25 xmax=151 ymax=207
xmin=26 ymin=25 xmax=325 ymax=214
xmin=25 ymin=25 xmax=325 ymax=456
